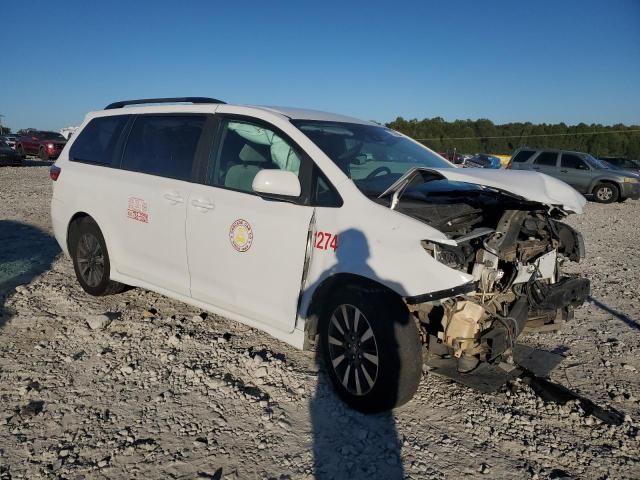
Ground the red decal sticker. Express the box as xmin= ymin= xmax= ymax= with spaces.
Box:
xmin=127 ymin=197 xmax=149 ymax=223
xmin=314 ymin=232 xmax=338 ymax=251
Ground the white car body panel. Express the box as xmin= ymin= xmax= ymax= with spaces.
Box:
xmin=51 ymin=102 xmax=582 ymax=350
xmin=186 ymin=182 xmax=313 ymax=334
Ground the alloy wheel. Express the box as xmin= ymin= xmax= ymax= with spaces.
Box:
xmin=597 ymin=186 xmax=613 ymax=201
xmin=76 ymin=233 xmax=105 ymax=287
xmin=327 ymin=304 xmax=379 ymax=396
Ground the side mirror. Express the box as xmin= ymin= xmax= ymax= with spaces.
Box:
xmin=252 ymin=169 xmax=301 ymax=199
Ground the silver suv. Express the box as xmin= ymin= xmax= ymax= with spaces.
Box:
xmin=508 ymin=148 xmax=640 ymax=203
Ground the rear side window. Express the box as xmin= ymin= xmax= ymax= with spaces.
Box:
xmin=561 ymin=154 xmax=589 ymax=170
xmin=512 ymin=150 xmax=535 ymax=163
xmin=533 ymin=152 xmax=558 ymax=166
xmin=70 ymin=115 xmax=130 ymax=165
xmin=121 ymin=115 xmax=206 ymax=181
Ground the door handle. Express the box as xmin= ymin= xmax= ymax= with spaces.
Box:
xmin=532 ymin=167 xmax=540 ymax=170
xmin=191 ymin=198 xmax=215 ymax=211
xmin=163 ymin=192 xmax=184 ymax=204
xmin=560 ymin=169 xmax=568 ymax=173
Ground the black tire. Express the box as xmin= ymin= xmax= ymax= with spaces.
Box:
xmin=16 ymin=145 xmax=25 ymax=159
xmin=592 ymin=183 xmax=619 ymax=203
xmin=69 ymin=217 xmax=126 ymax=296
xmin=318 ymin=284 xmax=422 ymax=413
xmin=39 ymin=147 xmax=49 ymax=161
xmin=617 ymin=197 xmax=628 ymax=203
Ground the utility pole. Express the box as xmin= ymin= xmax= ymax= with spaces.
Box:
xmin=0 ymin=114 xmax=4 ymax=135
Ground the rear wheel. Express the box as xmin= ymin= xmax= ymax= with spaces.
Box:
xmin=39 ymin=147 xmax=49 ymax=161
xmin=592 ymin=183 xmax=619 ymax=203
xmin=69 ymin=218 xmax=125 ymax=296
xmin=319 ymin=284 xmax=422 ymax=413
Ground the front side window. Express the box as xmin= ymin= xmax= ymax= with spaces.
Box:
xmin=70 ymin=115 xmax=130 ymax=165
xmin=208 ymin=119 xmax=302 ymax=193
xmin=561 ymin=154 xmax=588 ymax=170
xmin=533 ymin=152 xmax=558 ymax=166
xmin=121 ymin=115 xmax=205 ymax=181
xmin=292 ymin=120 xmax=452 ymax=196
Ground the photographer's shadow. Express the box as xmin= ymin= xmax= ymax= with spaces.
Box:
xmin=0 ymin=220 xmax=59 ymax=329
xmin=307 ymin=229 xmax=407 ymax=479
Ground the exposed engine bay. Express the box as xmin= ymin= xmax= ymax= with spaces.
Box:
xmin=383 ymin=181 xmax=590 ymax=373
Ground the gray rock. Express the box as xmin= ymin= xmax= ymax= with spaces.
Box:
xmin=86 ymin=314 xmax=112 ymax=330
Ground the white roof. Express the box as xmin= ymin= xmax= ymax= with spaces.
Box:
xmin=250 ymin=106 xmax=374 ymax=125
xmin=88 ymin=102 xmax=375 ymax=126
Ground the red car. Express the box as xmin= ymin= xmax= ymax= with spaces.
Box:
xmin=16 ymin=130 xmax=67 ymax=160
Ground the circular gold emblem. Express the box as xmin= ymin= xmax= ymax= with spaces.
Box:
xmin=229 ymin=219 xmax=253 ymax=252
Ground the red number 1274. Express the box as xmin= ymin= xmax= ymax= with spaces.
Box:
xmin=315 ymin=231 xmax=337 ymax=251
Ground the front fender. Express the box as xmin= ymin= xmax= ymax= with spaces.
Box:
xmin=298 ymin=197 xmax=473 ymax=321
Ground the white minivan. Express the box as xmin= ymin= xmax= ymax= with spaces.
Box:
xmin=51 ymin=97 xmax=590 ymax=412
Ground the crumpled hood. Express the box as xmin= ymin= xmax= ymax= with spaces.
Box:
xmin=379 ymin=167 xmax=587 ymax=214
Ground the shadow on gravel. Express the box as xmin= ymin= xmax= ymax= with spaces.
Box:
xmin=589 ymin=296 xmax=640 ymax=331
xmin=306 ymin=229 xmax=405 ymax=479
xmin=15 ymin=159 xmax=55 ymax=167
xmin=0 ymin=220 xmax=60 ymax=329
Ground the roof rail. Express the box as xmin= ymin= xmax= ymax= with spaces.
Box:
xmin=104 ymin=97 xmax=225 ymax=110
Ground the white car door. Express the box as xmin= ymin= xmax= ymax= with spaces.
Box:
xmin=111 ymin=114 xmax=209 ymax=296
xmin=186 ymin=117 xmax=313 ymax=333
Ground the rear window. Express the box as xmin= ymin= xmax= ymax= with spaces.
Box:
xmin=70 ymin=115 xmax=130 ymax=165
xmin=533 ymin=152 xmax=558 ymax=166
xmin=121 ymin=115 xmax=206 ymax=181
xmin=511 ymin=150 xmax=535 ymax=163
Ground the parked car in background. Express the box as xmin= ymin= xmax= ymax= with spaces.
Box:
xmin=1 ymin=134 xmax=18 ymax=149
xmin=599 ymin=156 xmax=640 ymax=173
xmin=463 ymin=154 xmax=502 ymax=169
xmin=508 ymin=148 xmax=640 ymax=203
xmin=0 ymin=140 xmax=24 ymax=166
xmin=438 ymin=151 xmax=472 ymax=165
xmin=15 ymin=131 xmax=67 ymax=160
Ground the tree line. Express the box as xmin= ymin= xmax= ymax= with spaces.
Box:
xmin=386 ymin=117 xmax=640 ymax=159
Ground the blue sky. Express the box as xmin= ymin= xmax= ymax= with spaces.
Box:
xmin=1 ymin=0 xmax=639 ymax=131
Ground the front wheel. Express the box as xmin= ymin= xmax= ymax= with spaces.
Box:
xmin=69 ymin=218 xmax=126 ymax=296
xmin=39 ymin=147 xmax=49 ymax=161
xmin=592 ymin=183 xmax=619 ymax=203
xmin=319 ymin=285 xmax=422 ymax=413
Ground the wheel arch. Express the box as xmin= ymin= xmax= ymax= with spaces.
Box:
xmin=302 ymin=273 xmax=404 ymax=349
xmin=67 ymin=212 xmax=95 ymax=252
xmin=589 ymin=177 xmax=621 ymax=194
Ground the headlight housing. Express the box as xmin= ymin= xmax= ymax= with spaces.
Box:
xmin=422 ymin=241 xmax=466 ymax=270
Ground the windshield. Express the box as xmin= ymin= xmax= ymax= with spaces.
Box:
xmin=293 ymin=120 xmax=453 ymax=195
xmin=583 ymin=154 xmax=612 ymax=169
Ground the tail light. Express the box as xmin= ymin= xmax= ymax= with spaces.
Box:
xmin=50 ymin=165 xmax=61 ymax=181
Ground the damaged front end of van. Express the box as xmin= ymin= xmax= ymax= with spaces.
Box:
xmin=381 ymin=167 xmax=591 ymax=373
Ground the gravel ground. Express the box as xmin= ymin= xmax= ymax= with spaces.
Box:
xmin=0 ymin=163 xmax=638 ymax=480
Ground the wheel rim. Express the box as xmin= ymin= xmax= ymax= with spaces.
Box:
xmin=327 ymin=304 xmax=379 ymax=396
xmin=597 ymin=186 xmax=613 ymax=201
xmin=76 ymin=233 xmax=105 ymax=287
